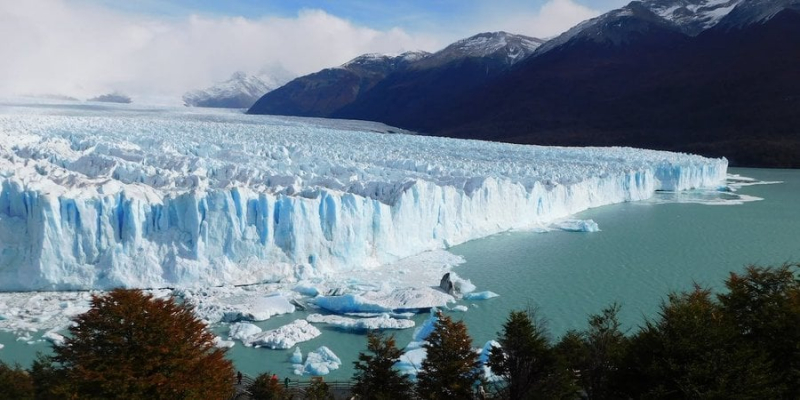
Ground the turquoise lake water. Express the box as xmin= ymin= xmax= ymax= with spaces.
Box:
xmin=2 ymin=167 xmax=798 ymax=382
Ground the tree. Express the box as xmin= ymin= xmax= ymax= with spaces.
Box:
xmin=35 ymin=288 xmax=234 ymax=400
xmin=352 ymin=331 xmax=413 ymax=400
xmin=417 ymin=312 xmax=481 ymax=399
xmin=0 ymin=360 xmax=34 ymax=400
xmin=578 ymin=303 xmax=627 ymax=400
xmin=303 ymin=377 xmax=334 ymax=400
xmin=249 ymin=372 xmax=285 ymax=400
xmin=489 ymin=310 xmax=576 ymax=399
xmin=624 ymin=287 xmax=778 ymax=399
xmin=718 ymin=264 xmax=800 ymax=398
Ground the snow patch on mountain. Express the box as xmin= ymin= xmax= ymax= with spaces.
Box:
xmin=183 ymin=72 xmax=290 ymax=109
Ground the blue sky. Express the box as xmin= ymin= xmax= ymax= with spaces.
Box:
xmin=2 ymin=0 xmax=629 ymax=100
xmin=93 ymin=0 xmax=629 ymax=33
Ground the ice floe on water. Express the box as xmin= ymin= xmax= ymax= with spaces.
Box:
xmin=293 ymin=346 xmax=342 ymax=376
xmin=641 ymin=174 xmax=781 ymax=206
xmin=552 ymin=219 xmax=600 ymax=232
xmin=307 ymin=313 xmax=415 ymax=330
xmin=463 ymin=291 xmax=499 ymax=301
xmin=228 ymin=322 xmax=262 ymax=342
xmin=245 ymin=319 xmax=321 ymax=349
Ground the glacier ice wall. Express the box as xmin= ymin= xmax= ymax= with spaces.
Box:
xmin=0 ymin=102 xmax=728 ymax=290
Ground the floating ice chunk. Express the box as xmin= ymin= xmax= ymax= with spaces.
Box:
xmin=295 ymin=346 xmax=342 ymax=376
xmin=221 ymin=295 xmax=296 ymax=323
xmin=553 ymin=219 xmax=600 ymax=232
xmin=315 ymin=287 xmax=454 ymax=314
xmin=314 ymin=294 xmax=391 ymax=314
xmin=246 ymin=319 xmax=321 ymax=349
xmin=290 ymin=347 xmax=303 ymax=364
xmin=191 ymin=291 xmax=296 ymax=323
xmin=213 ymin=336 xmax=236 ymax=349
xmin=293 ymin=284 xmax=320 ymax=297
xmin=307 ymin=313 xmax=415 ymax=330
xmin=228 ymin=322 xmax=262 ymax=343
xmin=0 ymin=344 xmax=4 ymax=350
xmin=452 ymin=305 xmax=469 ymax=312
xmin=463 ymin=291 xmax=499 ymax=300
xmin=43 ymin=331 xmax=65 ymax=346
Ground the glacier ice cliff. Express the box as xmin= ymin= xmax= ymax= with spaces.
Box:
xmin=0 ymin=102 xmax=728 ymax=290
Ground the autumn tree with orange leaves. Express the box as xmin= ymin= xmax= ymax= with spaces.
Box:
xmin=33 ymin=289 xmax=234 ymax=400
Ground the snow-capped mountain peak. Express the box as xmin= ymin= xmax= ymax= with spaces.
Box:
xmin=645 ymin=0 xmax=743 ymax=34
xmin=339 ymin=51 xmax=432 ymax=73
xmin=535 ymin=0 xmax=748 ymax=55
xmin=416 ymin=31 xmax=544 ymax=69
xmin=183 ymin=71 xmax=289 ymax=109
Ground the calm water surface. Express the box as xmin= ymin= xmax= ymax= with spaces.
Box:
xmin=2 ymin=168 xmax=798 ymax=381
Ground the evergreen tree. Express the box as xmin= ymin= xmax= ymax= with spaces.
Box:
xmin=718 ymin=264 xmax=800 ymax=398
xmin=34 ymin=289 xmax=234 ymax=400
xmin=0 ymin=360 xmax=34 ymax=400
xmin=417 ymin=312 xmax=481 ymax=399
xmin=352 ymin=331 xmax=413 ymax=400
xmin=579 ymin=303 xmax=627 ymax=400
xmin=489 ymin=310 xmax=576 ymax=399
xmin=624 ymin=287 xmax=778 ymax=399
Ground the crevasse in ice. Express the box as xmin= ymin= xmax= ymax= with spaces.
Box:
xmin=0 ymin=103 xmax=728 ymax=290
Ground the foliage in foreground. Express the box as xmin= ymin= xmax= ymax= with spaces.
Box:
xmin=32 ymin=288 xmax=235 ymax=400
xmin=352 ymin=332 xmax=413 ymax=400
xmin=0 ymin=265 xmax=797 ymax=400
xmin=0 ymin=361 xmax=34 ymax=400
xmin=417 ymin=312 xmax=482 ymax=400
xmin=249 ymin=372 xmax=286 ymax=400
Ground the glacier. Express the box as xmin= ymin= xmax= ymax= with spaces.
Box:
xmin=0 ymin=100 xmax=727 ymax=291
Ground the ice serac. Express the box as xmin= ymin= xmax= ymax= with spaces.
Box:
xmin=0 ymin=103 xmax=728 ymax=291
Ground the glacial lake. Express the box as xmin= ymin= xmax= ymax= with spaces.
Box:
xmin=1 ymin=167 xmax=798 ymax=382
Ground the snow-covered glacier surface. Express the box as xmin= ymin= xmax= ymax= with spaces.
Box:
xmin=0 ymin=100 xmax=727 ymax=291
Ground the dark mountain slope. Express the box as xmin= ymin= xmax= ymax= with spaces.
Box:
xmin=425 ymin=8 xmax=800 ymax=167
xmin=248 ymin=52 xmax=428 ymax=118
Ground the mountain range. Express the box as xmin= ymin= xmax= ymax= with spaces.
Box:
xmin=248 ymin=0 xmax=800 ymax=167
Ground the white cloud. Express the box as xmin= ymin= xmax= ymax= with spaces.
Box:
xmin=475 ymin=0 xmax=601 ymax=39
xmin=0 ymin=0 xmax=441 ymax=101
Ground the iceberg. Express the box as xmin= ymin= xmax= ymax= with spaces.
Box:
xmin=228 ymin=322 xmax=262 ymax=343
xmin=245 ymin=319 xmax=321 ymax=349
xmin=43 ymin=330 xmax=65 ymax=346
xmin=294 ymin=346 xmax=342 ymax=376
xmin=0 ymin=102 xmax=728 ymax=290
xmin=553 ymin=219 xmax=600 ymax=232
xmin=290 ymin=347 xmax=303 ymax=364
xmin=463 ymin=291 xmax=499 ymax=300
xmin=307 ymin=313 xmax=415 ymax=330
xmin=314 ymin=287 xmax=454 ymax=314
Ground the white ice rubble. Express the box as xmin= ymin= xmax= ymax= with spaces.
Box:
xmin=244 ymin=319 xmax=321 ymax=349
xmin=0 ymin=102 xmax=727 ymax=291
xmin=307 ymin=313 xmax=415 ymax=330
